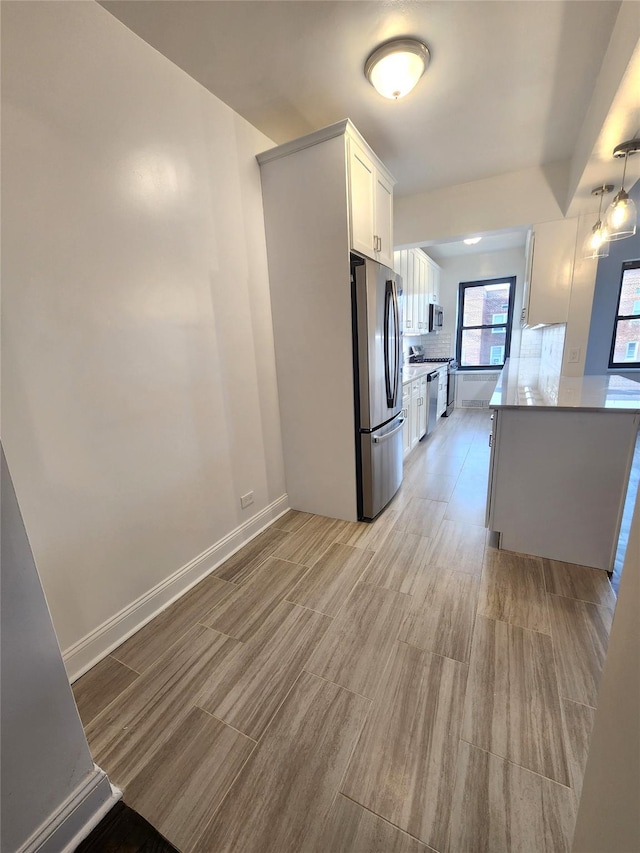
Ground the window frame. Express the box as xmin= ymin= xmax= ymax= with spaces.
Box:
xmin=609 ymin=260 xmax=640 ymax=369
xmin=456 ymin=276 xmax=516 ymax=371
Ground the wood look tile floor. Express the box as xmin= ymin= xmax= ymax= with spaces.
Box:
xmin=73 ymin=409 xmax=616 ymax=853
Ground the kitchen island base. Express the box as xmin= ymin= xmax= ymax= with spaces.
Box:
xmin=486 ymin=408 xmax=639 ymax=571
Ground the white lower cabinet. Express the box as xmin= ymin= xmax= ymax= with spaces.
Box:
xmin=402 ymin=376 xmax=429 ymax=458
xmin=410 ymin=379 xmax=422 ymax=450
xmin=486 ymin=407 xmax=640 ymax=570
xmin=402 ymin=382 xmax=412 ymax=458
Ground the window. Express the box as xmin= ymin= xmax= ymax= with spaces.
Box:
xmin=490 ymin=345 xmax=505 ymax=364
xmin=456 ymin=277 xmax=515 ymax=369
xmin=491 ymin=312 xmax=507 ymax=332
xmin=609 ymin=260 xmax=640 ymax=368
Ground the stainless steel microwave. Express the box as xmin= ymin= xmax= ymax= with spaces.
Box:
xmin=429 ymin=303 xmax=444 ymax=331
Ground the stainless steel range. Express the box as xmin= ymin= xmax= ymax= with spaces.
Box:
xmin=408 ymin=348 xmax=457 ymax=417
xmin=426 ymin=357 xmax=458 ymax=417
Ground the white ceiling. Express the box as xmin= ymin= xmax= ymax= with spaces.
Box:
xmin=101 ymin=0 xmax=624 ymax=198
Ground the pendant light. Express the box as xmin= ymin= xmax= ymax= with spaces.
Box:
xmin=365 ymin=38 xmax=430 ymax=100
xmin=604 ymin=138 xmax=639 ymax=240
xmin=583 ymin=185 xmax=613 ymax=259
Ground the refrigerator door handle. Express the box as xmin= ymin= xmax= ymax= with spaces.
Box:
xmin=384 ymin=281 xmax=394 ymax=407
xmin=392 ymin=280 xmax=401 ymax=406
xmin=372 ymin=417 xmax=405 ymax=443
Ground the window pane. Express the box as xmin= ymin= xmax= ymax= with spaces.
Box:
xmin=460 ymin=327 xmax=507 ymax=367
xmin=617 ymin=266 xmax=640 ymax=315
xmin=612 ymin=319 xmax=640 ymax=363
xmin=462 ymin=282 xmax=511 ymax=327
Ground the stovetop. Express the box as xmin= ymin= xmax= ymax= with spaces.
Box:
xmin=408 ymin=356 xmax=457 ymax=365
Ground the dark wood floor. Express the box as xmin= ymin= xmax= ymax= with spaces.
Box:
xmin=76 ymin=801 xmax=178 ymax=852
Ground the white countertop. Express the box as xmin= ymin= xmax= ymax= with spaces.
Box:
xmin=490 ymin=357 xmax=640 ymax=412
xmin=402 ymin=362 xmax=448 ymax=383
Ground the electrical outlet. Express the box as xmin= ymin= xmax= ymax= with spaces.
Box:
xmin=240 ymin=491 xmax=254 ymax=509
xmin=567 ymin=347 xmax=580 ymax=364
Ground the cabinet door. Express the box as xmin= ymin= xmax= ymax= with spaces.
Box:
xmin=525 ymin=218 xmax=578 ymax=326
xmin=410 ymin=383 xmax=421 ymax=449
xmin=405 ymin=251 xmax=416 ymax=333
xmin=424 ymin=261 xmax=433 ymax=306
xmin=375 ymin=170 xmax=394 ymax=269
xmin=417 ymin=255 xmax=428 ymax=332
xmin=402 ymin=383 xmax=412 ymax=457
xmin=348 ymin=139 xmax=376 ymax=261
xmin=485 ymin=411 xmax=498 ymax=527
xmin=402 ymin=411 xmax=411 ymax=457
xmin=431 ymin=261 xmax=440 ymax=305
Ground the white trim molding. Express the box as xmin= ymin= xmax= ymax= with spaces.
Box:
xmin=17 ymin=766 xmax=120 ymax=853
xmin=64 ymin=495 xmax=289 ymax=682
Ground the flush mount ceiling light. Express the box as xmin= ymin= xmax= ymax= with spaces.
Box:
xmin=604 ymin=137 xmax=639 ymax=240
xmin=364 ymin=38 xmax=430 ymax=100
xmin=464 ymin=237 xmax=482 ymax=245
xmin=583 ymin=185 xmax=613 ymax=260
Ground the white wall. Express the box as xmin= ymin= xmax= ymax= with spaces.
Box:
xmin=571 ymin=489 xmax=640 ymax=853
xmin=1 ymin=449 xmax=117 ymax=853
xmin=395 ymin=164 xmax=566 ymax=248
xmin=2 ymin=1 xmax=286 ymax=675
xmin=428 ymin=247 xmax=527 ymax=360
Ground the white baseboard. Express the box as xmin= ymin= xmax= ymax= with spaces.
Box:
xmin=18 ymin=766 xmax=120 ymax=853
xmin=64 ymin=495 xmax=289 ymax=682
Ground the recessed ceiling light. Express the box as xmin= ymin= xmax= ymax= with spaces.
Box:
xmin=464 ymin=237 xmax=482 ymax=245
xmin=364 ymin=38 xmax=430 ymax=100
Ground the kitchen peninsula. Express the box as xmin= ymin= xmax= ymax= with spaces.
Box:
xmin=486 ymin=357 xmax=640 ymax=571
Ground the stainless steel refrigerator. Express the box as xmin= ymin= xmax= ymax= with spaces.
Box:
xmin=351 ymin=254 xmax=404 ymax=520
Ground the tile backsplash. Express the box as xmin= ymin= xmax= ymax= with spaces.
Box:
xmin=519 ymin=328 xmax=543 ymax=358
xmin=404 ymin=332 xmax=453 ymax=362
xmin=519 ymin=324 xmax=565 ymax=373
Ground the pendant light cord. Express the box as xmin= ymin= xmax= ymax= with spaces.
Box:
xmin=620 ymin=153 xmax=629 ymax=191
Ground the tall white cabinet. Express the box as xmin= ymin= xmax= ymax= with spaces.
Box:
xmin=394 ymin=248 xmax=441 ymax=335
xmin=257 ymin=120 xmax=395 ymax=521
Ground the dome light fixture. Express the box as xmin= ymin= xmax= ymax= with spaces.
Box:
xmin=604 ymin=137 xmax=639 ymax=241
xmin=364 ymin=38 xmax=430 ymax=100
xmin=583 ymin=185 xmax=613 ymax=260
xmin=464 ymin=237 xmax=482 ymax=245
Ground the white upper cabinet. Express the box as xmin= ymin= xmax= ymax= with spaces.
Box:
xmin=521 ymin=218 xmax=579 ymax=327
xmin=429 ymin=259 xmax=441 ymax=305
xmin=374 ymin=169 xmax=394 ymax=268
xmin=394 ymin=248 xmax=441 ymax=335
xmin=348 ymin=137 xmax=395 ymax=268
xmin=349 ymin=140 xmax=376 ymax=260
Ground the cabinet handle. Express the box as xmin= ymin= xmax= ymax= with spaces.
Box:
xmin=489 ymin=433 xmax=493 ymax=448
